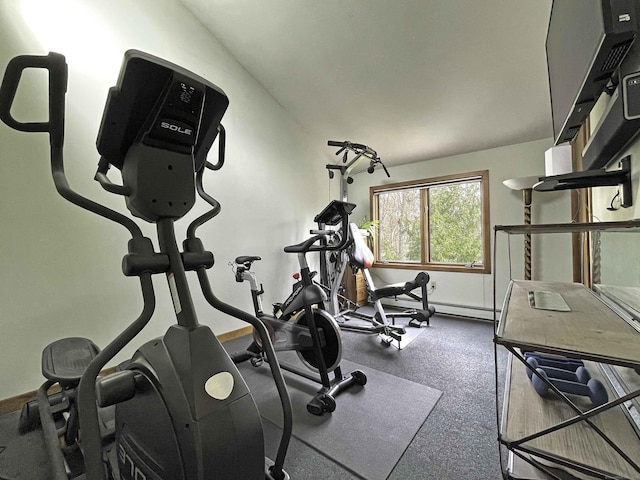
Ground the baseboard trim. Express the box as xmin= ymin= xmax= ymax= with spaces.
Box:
xmin=0 ymin=391 xmax=41 ymax=417
xmin=217 ymin=325 xmax=253 ymax=344
xmin=0 ymin=325 xmax=254 ymax=415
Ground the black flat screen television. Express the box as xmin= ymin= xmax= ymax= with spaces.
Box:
xmin=546 ymin=0 xmax=636 ymax=146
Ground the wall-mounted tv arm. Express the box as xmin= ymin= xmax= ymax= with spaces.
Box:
xmin=326 ymin=140 xmax=389 ymax=202
xmin=534 ymin=155 xmax=633 ymax=208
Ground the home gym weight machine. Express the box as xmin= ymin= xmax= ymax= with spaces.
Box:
xmin=321 ymin=141 xmax=391 ymax=313
xmin=0 ymin=51 xmax=293 ymax=480
xmin=231 ymin=200 xmax=367 ymax=415
xmin=322 ymin=140 xmax=435 ymax=347
xmin=320 ymin=140 xmax=389 ymax=309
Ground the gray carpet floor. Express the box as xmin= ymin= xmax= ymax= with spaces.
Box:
xmin=226 ymin=312 xmax=507 ymax=479
xmin=0 ymin=313 xmax=507 ymax=480
xmin=231 ymin=353 xmax=441 ymax=480
xmin=337 ymin=313 xmax=507 ymax=480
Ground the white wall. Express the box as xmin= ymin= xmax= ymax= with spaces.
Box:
xmin=347 ymin=138 xmax=574 ymax=318
xmin=0 ymin=1 xmax=576 ymax=399
xmin=0 ymin=0 xmax=331 ymax=398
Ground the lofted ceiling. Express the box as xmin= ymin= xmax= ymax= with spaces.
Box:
xmin=178 ymin=0 xmax=554 ymax=168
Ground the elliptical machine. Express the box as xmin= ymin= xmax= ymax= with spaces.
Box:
xmin=0 ymin=51 xmax=292 ymax=480
xmin=231 ymin=200 xmax=367 ymax=415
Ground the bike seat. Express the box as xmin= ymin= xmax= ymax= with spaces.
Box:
xmin=235 ymin=255 xmax=261 ymax=266
xmin=41 ymin=337 xmax=100 ymax=389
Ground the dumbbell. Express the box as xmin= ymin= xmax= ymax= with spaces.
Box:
xmin=530 ymin=367 xmax=609 ymax=407
xmin=524 ymin=352 xmax=584 ymax=371
xmin=525 ymin=356 xmax=591 ymax=383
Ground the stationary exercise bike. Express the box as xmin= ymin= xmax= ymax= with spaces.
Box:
xmin=1 ymin=51 xmax=292 ymax=480
xmin=231 ymin=200 xmax=367 ymax=415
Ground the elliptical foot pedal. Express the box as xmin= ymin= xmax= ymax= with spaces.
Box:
xmin=41 ymin=337 xmax=100 ymax=388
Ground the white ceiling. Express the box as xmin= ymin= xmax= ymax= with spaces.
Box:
xmin=178 ymin=0 xmax=553 ymax=168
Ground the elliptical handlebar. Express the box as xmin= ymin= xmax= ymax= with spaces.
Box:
xmin=186 ymin=167 xmax=222 ymax=239
xmin=204 ymin=124 xmax=226 ymax=171
xmin=0 ymin=52 xmax=145 ymax=240
xmin=0 ymin=53 xmax=67 ymax=142
xmin=0 ymin=52 xmax=156 ymax=480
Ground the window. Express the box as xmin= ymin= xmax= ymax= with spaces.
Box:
xmin=370 ymin=170 xmax=490 ymax=273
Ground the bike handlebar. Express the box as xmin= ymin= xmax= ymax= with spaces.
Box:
xmin=284 ymin=218 xmax=350 ymax=254
xmin=283 ymin=234 xmax=325 ymax=253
